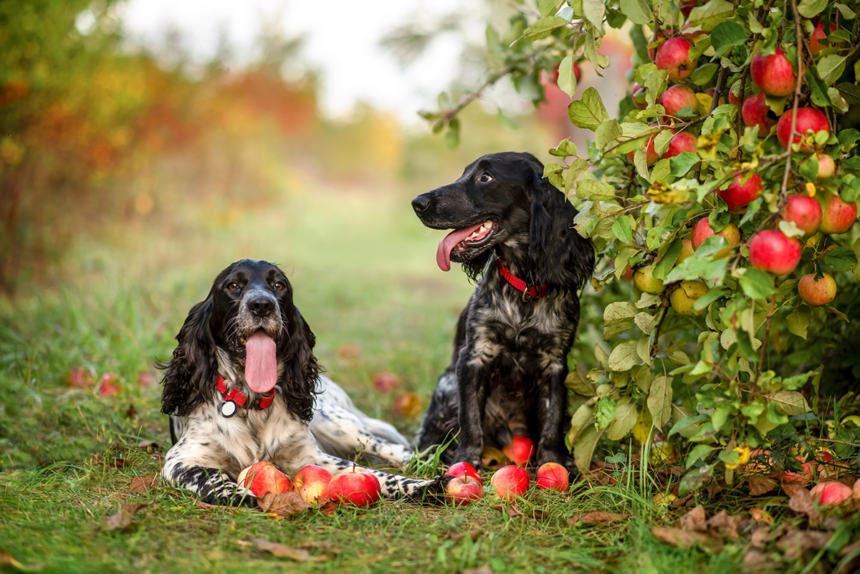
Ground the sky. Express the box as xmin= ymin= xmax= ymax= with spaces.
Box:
xmin=121 ymin=0 xmax=486 ymax=122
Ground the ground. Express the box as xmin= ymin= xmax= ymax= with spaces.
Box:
xmin=0 ymin=180 xmax=851 ymax=574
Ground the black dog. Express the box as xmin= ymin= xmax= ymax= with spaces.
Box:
xmin=411 ymin=152 xmax=594 ymax=469
xmin=160 ymin=259 xmax=448 ymax=506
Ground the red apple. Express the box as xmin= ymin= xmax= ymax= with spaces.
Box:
xmin=810 ymin=481 xmax=853 ymax=506
xmin=677 ymin=239 xmax=695 ymax=264
xmin=741 ymin=94 xmax=777 ymax=135
xmin=819 ymin=195 xmax=858 ymax=234
xmin=503 ymin=436 xmax=535 ymax=466
xmin=291 ymin=465 xmax=332 ymax=504
xmin=658 ymin=85 xmax=698 ymax=117
xmin=536 ymin=462 xmax=569 ymax=491
xmin=728 ymin=80 xmax=745 ymax=106
xmin=664 ymin=132 xmax=698 ymax=159
xmin=328 ymin=468 xmax=381 ymax=507
xmin=777 ymin=107 xmax=829 ymax=153
xmin=648 ymin=31 xmax=668 ymax=61
xmin=783 ymin=458 xmax=815 ymax=484
xmin=670 ymin=281 xmax=709 ymax=316
xmin=655 ymin=38 xmax=698 ymax=82
xmin=816 ymin=153 xmax=836 ymax=179
xmin=798 ymin=273 xmax=837 ymax=307
xmin=782 ymin=195 xmax=822 ymax=235
xmin=490 ymin=465 xmax=530 ymax=500
xmin=372 ymin=372 xmax=399 ymax=392
xmin=809 ymin=23 xmax=837 ymax=55
xmin=238 ymin=461 xmax=291 ymax=496
xmin=445 ymin=475 xmax=484 ymax=506
xmin=748 ymin=230 xmax=802 ymax=275
xmin=692 ymin=219 xmax=740 ymax=257
xmin=632 ymin=83 xmax=648 ymax=110
xmin=718 ymin=172 xmax=763 ymax=213
xmin=551 ymin=62 xmax=582 ymax=84
xmin=627 ymin=135 xmax=660 ymax=165
xmin=680 ymin=0 xmax=698 ymax=16
xmin=751 ymin=49 xmax=796 ymax=97
xmin=447 ymin=462 xmax=482 ymax=484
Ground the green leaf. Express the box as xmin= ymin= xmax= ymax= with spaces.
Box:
xmin=647 ymin=376 xmax=672 ymax=426
xmin=573 ymin=424 xmax=604 ymax=473
xmin=825 ymin=246 xmax=858 ymax=271
xmin=549 ymin=138 xmax=578 ymax=157
xmin=538 ymin=0 xmax=565 ymax=17
xmin=609 ymin=340 xmax=641 ymax=371
xmin=633 ymin=147 xmax=650 ymax=180
xmin=740 ymin=268 xmax=777 ymax=300
xmin=643 ymin=69 xmax=669 ymax=107
xmin=519 ymin=16 xmax=566 ymax=42
xmin=612 ymin=215 xmax=634 ymax=244
xmin=797 ymin=0 xmax=827 ymax=18
xmin=567 ymin=87 xmax=610 ymax=130
xmin=594 ymin=396 xmax=618 ymax=430
xmin=595 ymin=119 xmax=622 ymax=149
xmin=818 ymin=55 xmax=849 ymax=85
xmin=669 ymin=152 xmax=700 ymax=177
xmin=564 ymin=158 xmax=590 ymax=193
xmin=786 ymin=307 xmax=810 ymax=339
xmin=566 ymin=403 xmax=594 ymax=448
xmin=835 ymin=3 xmax=857 ymax=19
xmin=653 ymin=239 xmax=683 ymax=280
xmin=650 ymin=159 xmax=671 ymax=185
xmin=688 ymin=0 xmax=733 ymax=32
xmin=664 ymin=254 xmax=727 ymax=284
xmin=805 ymin=69 xmax=832 ymax=108
xmin=654 ymin=130 xmax=674 ymax=157
xmin=669 ymin=414 xmax=709 ymax=437
xmin=564 ymin=364 xmax=596 ymax=396
xmin=607 ymin=400 xmax=639 ymax=440
xmin=618 ymin=0 xmax=653 ymax=25
xmin=693 ymin=288 xmax=726 ymax=311
xmin=685 ymin=444 xmax=715 ymax=469
xmin=584 ymin=30 xmax=610 ymax=69
xmin=691 ymin=63 xmax=719 ymax=86
xmin=583 ymin=0 xmax=606 ymax=32
xmin=557 ymin=53 xmax=579 ymax=98
xmin=767 ymin=391 xmax=810 ymax=416
xmin=710 ymin=21 xmax=748 ymax=56
xmin=765 ymin=400 xmax=789 ymax=425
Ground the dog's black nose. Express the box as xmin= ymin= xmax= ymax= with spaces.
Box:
xmin=248 ymin=297 xmax=275 ymax=318
xmin=412 ymin=194 xmax=432 ymax=214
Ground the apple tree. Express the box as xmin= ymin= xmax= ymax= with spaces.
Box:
xmin=423 ymin=0 xmax=860 ymax=492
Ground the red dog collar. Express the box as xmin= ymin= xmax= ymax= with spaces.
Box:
xmin=497 ymin=258 xmax=548 ymax=301
xmin=216 ymin=374 xmax=275 ymax=417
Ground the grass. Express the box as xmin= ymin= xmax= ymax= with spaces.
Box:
xmin=0 ymin=176 xmax=834 ymax=574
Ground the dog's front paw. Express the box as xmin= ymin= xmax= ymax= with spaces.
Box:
xmin=407 ymin=474 xmax=454 ymax=504
xmin=453 ymin=447 xmax=483 ymax=470
xmin=201 ymin=487 xmax=257 ymax=507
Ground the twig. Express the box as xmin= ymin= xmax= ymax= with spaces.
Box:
xmin=695 ymin=67 xmax=729 ymax=181
xmin=755 ymin=293 xmax=777 ymax=380
xmin=779 ymin=0 xmax=806 ymax=207
xmin=734 ymin=69 xmax=748 ymax=161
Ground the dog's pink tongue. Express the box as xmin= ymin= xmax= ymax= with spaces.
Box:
xmin=435 ymin=223 xmax=485 ymax=272
xmin=245 ymin=332 xmax=277 ymax=393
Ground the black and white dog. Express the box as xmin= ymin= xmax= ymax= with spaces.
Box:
xmin=160 ymin=259 xmax=448 ymax=506
xmin=411 ymin=152 xmax=594 ymax=469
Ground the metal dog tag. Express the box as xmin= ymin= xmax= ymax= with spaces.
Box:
xmin=221 ymin=400 xmax=238 ymax=418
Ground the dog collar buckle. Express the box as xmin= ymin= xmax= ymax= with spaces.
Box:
xmin=221 ymin=400 xmax=238 ymax=418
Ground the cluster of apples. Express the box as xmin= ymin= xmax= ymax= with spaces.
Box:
xmin=238 ymin=461 xmax=382 ymax=507
xmin=444 ymin=436 xmax=571 ymax=506
xmin=628 ymin=24 xmax=858 ymax=311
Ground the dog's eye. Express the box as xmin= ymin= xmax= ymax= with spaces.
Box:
xmin=273 ymin=282 xmax=286 ymax=291
xmin=227 ymin=282 xmax=240 ymax=291
xmin=479 ymin=173 xmax=493 ymax=183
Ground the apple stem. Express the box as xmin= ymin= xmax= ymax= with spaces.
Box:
xmin=779 ymin=0 xmax=806 ymax=202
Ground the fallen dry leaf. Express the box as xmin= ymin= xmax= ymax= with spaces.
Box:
xmin=744 ymin=476 xmax=778 ymax=496
xmin=706 ymin=510 xmax=739 ymax=540
xmin=257 ymin=491 xmax=309 ymax=518
xmin=393 ymin=393 xmax=423 ymax=417
xmin=481 ymin=447 xmax=510 ymax=468
xmin=195 ymin=500 xmax=218 ymax=509
xmin=129 ymin=476 xmax=158 ymax=493
xmin=0 ymin=550 xmax=23 ymax=569
xmin=750 ymin=527 xmax=772 ymax=549
xmin=136 ymin=440 xmax=160 ymax=452
xmin=840 ymin=538 xmax=860 ymax=557
xmin=300 ymin=541 xmax=342 ymax=554
xmin=104 ymin=503 xmax=146 ymax=531
xmin=679 ymin=505 xmax=707 ymax=532
xmin=651 ymin=526 xmax=722 ymax=550
xmin=124 ymin=405 xmax=138 ymax=419
xmin=776 ymin=529 xmax=832 ymax=560
xmin=249 ymin=537 xmax=314 ymax=561
xmin=671 ymin=493 xmax=695 ymax=508
xmin=741 ymin=549 xmax=768 ymax=573
xmin=444 ymin=529 xmax=482 ymax=542
xmin=788 ymin=487 xmax=821 ymax=527
xmin=318 ymin=499 xmax=338 ymax=516
xmin=781 ymin=481 xmax=806 ymax=498
xmin=570 ymin=511 xmax=629 ymax=526
xmin=461 ymin=567 xmax=494 ymax=574
xmin=705 ymin=481 xmax=722 ymax=500
xmin=750 ymin=508 xmax=774 ymax=525
xmin=65 ymin=368 xmax=94 ymax=388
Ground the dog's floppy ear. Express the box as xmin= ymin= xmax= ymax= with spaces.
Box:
xmin=279 ymin=306 xmax=320 ymax=423
xmin=159 ymin=297 xmax=217 ymax=417
xmin=526 ymin=165 xmax=595 ymax=292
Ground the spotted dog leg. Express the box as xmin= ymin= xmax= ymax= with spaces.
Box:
xmin=162 ymin=463 xmax=256 ymax=507
xmin=310 ymin=402 xmax=414 ymax=465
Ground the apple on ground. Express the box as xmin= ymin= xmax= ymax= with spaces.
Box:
xmin=503 ymin=436 xmax=534 ymax=466
xmin=717 ymin=172 xmax=763 ymax=213
xmin=328 ymin=467 xmax=382 ymax=507
xmin=490 ymin=465 xmax=530 ymax=500
xmin=632 ymin=83 xmax=648 ymax=110
xmin=291 ymin=465 xmax=332 ymax=504
xmin=634 ymin=265 xmax=665 ymax=294
xmin=691 ymin=219 xmax=740 ymax=257
xmin=238 ymin=461 xmax=291 ymax=496
xmin=655 ymin=38 xmax=698 ymax=82
xmin=740 ymin=449 xmax=772 ymax=474
xmin=536 ymin=462 xmax=569 ymax=491
xmin=446 ymin=462 xmax=482 ymax=484
xmin=670 ymin=281 xmax=709 ymax=316
xmin=809 ymin=23 xmax=838 ymax=55
xmin=782 ymin=195 xmax=822 ymax=235
xmin=799 ymin=273 xmax=837 ymax=307
xmin=741 ymin=94 xmax=777 ymax=135
xmin=783 ymin=457 xmax=815 ymax=484
xmin=657 ymin=85 xmax=698 ymax=117
xmin=776 ymin=107 xmax=829 ymax=153
xmin=750 ymin=49 xmax=796 ymax=97
xmin=664 ymin=132 xmax=697 ymax=159
xmin=445 ymin=475 xmax=484 ymax=506
xmin=748 ymin=230 xmax=802 ymax=275
xmin=810 ymin=481 xmax=853 ymax=506
xmin=677 ymin=239 xmax=695 ymax=264
xmin=819 ymin=195 xmax=858 ymax=234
